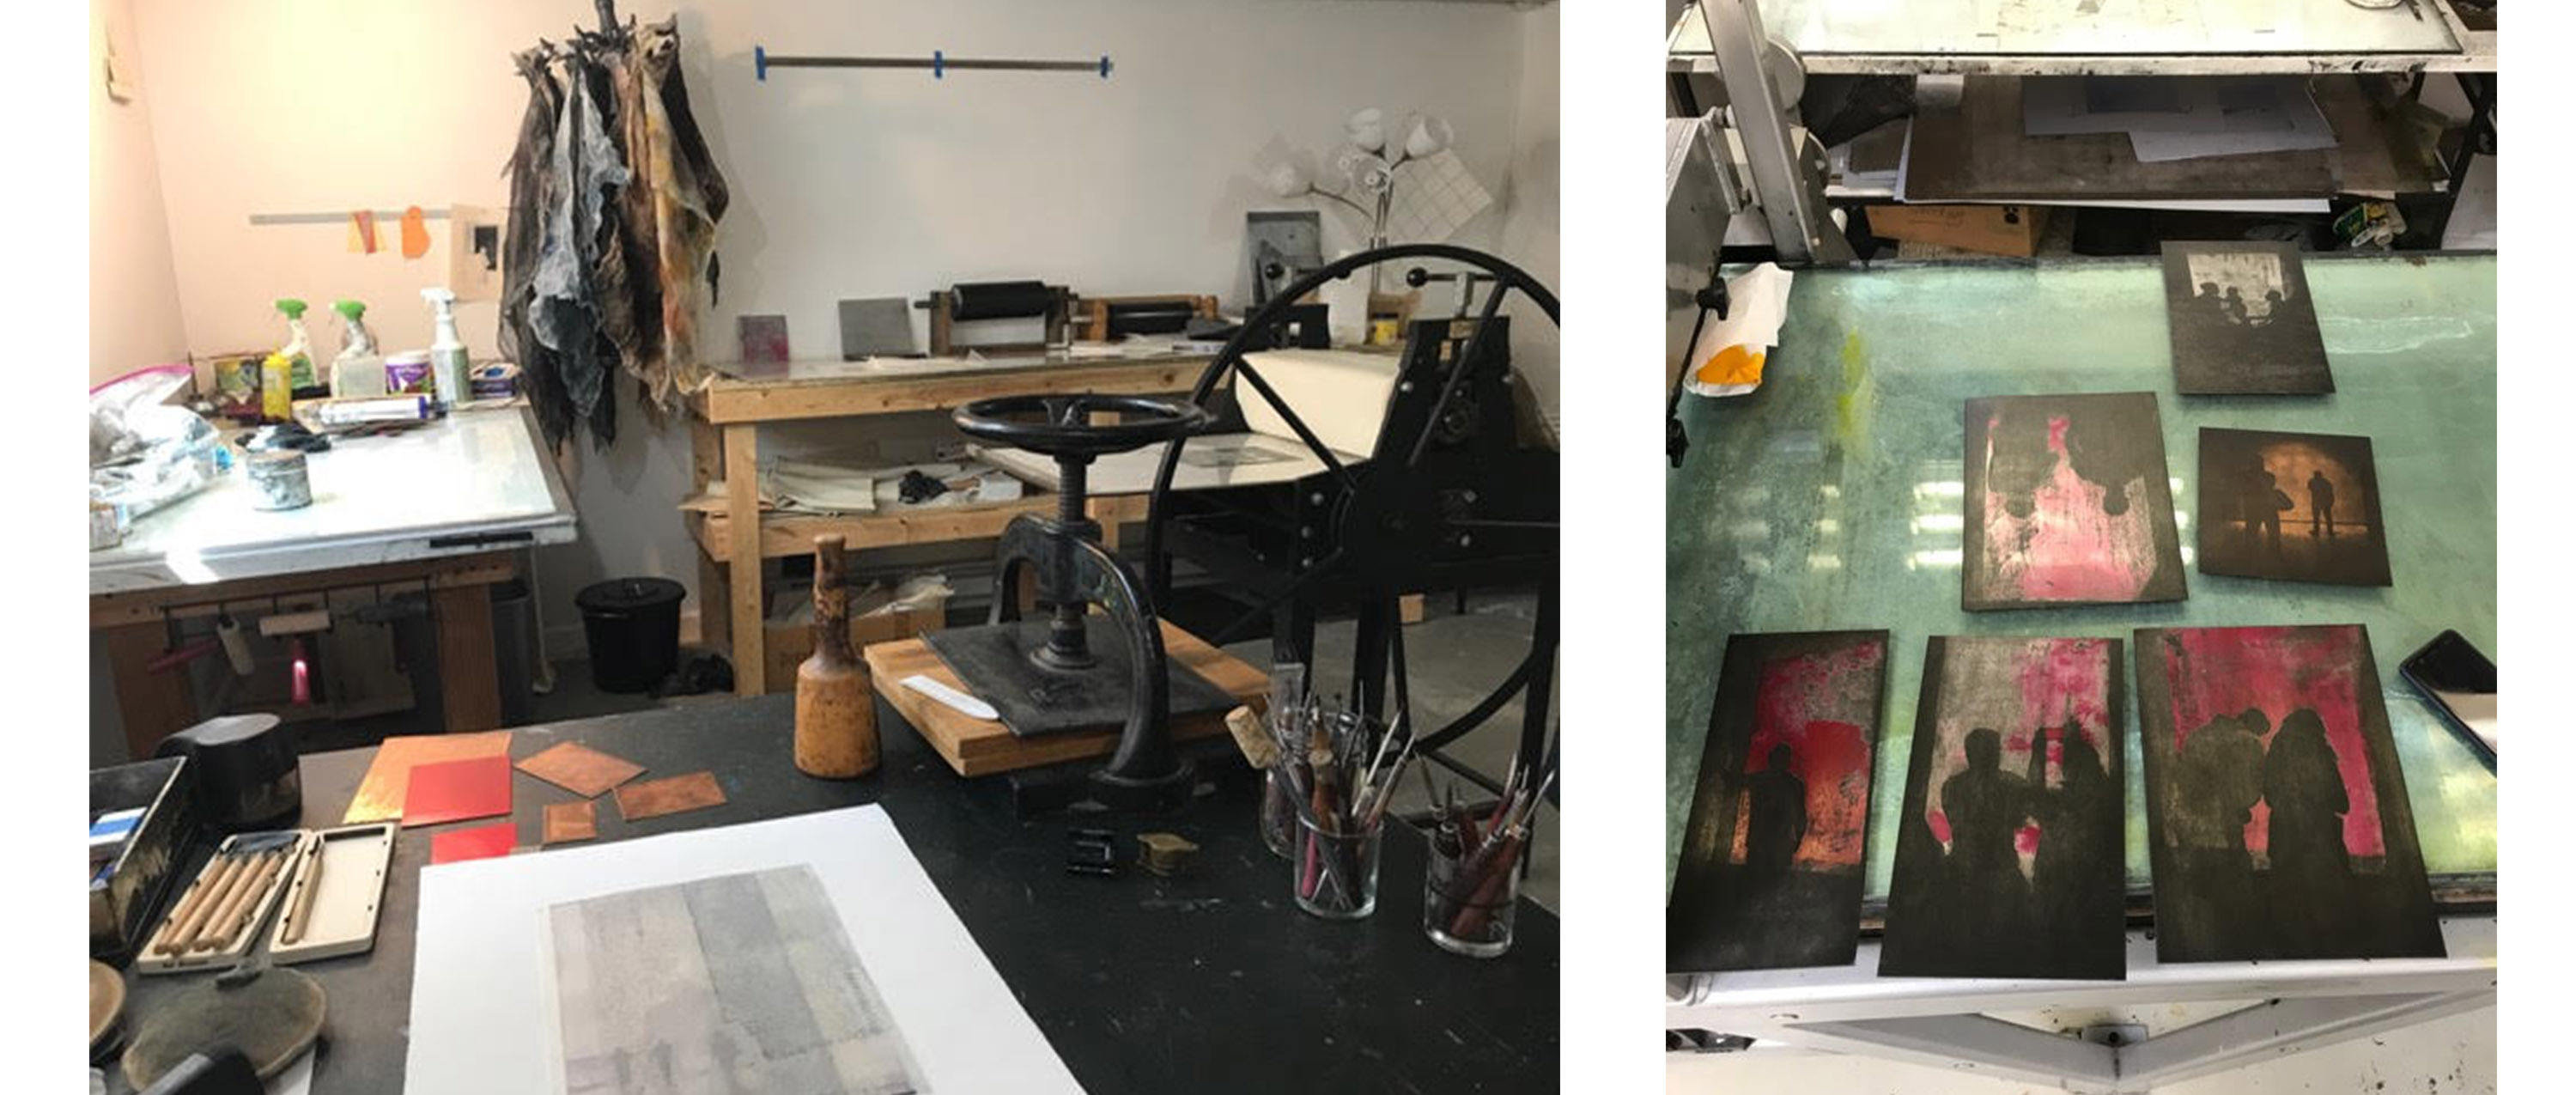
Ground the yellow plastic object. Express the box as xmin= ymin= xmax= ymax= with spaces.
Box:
xmin=1694 ymin=343 xmax=1765 ymax=388
xmin=259 ymin=353 xmax=295 ymax=423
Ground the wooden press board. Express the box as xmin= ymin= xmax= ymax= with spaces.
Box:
xmin=266 ymin=823 xmax=396 ymax=964
xmin=136 ymin=830 xmax=314 ymax=976
xmin=863 ymin=622 xmax=1267 ymax=776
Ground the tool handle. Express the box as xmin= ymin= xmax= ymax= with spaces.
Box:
xmin=167 ymin=855 xmax=259 ymax=953
xmin=191 ymin=851 xmax=276 ymax=952
xmin=280 ymin=839 xmax=326 ymax=946
xmin=153 ymin=855 xmax=240 ymax=955
xmin=207 ymin=854 xmax=287 ymax=952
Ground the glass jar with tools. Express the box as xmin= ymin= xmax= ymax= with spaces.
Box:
xmin=1424 ymin=829 xmax=1520 ymax=958
xmin=1293 ymin=812 xmax=1382 ymax=920
xmin=1261 ymin=769 xmax=1299 ymax=859
xmin=1421 ymin=760 xmax=1552 ymax=957
xmin=1278 ymin=705 xmax=1408 ymax=921
xmin=1256 ymin=665 xmax=1313 ymax=859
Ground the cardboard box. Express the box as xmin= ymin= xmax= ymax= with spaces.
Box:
xmin=1868 ymin=204 xmax=2050 ymax=258
xmin=762 ymin=605 xmax=945 ymax=693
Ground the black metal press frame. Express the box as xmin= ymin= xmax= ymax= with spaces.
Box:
xmin=1144 ymin=244 xmax=1563 ymax=808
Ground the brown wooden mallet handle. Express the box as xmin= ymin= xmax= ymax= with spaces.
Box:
xmin=193 ymin=850 xmax=280 ymax=952
xmin=156 ymin=854 xmax=246 ymax=955
xmin=280 ymin=839 xmax=326 ymax=946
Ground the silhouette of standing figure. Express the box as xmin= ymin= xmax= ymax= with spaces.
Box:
xmin=2307 ymin=470 xmax=2337 ymax=539
xmin=2245 ymin=456 xmax=2283 ymax=555
xmin=1942 ymin=729 xmax=2032 ymax=898
xmin=2262 ymin=709 xmax=2353 ymax=956
xmin=1743 ymin=743 xmax=1807 ymax=880
xmin=2029 ymin=723 xmax=2115 ymax=903
xmin=2263 ymin=709 xmax=2350 ymax=882
xmin=2223 ymin=287 xmax=2249 ymax=325
xmin=2173 ymin=709 xmax=2268 ymax=928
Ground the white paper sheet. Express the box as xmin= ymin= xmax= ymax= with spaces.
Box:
xmin=404 ymin=806 xmax=1083 ymax=1094
xmin=1237 ymin=349 xmax=1405 ymax=457
xmin=1680 ymin=264 xmax=1795 ymax=398
xmin=974 ymin=435 xmax=1347 ymax=496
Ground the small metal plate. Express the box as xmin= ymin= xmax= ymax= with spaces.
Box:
xmin=924 ymin=618 xmax=1236 ymax=739
xmin=612 ymin=771 xmax=728 ymax=822
xmin=515 ymin=742 xmax=647 ymax=799
xmin=543 ymin=800 xmax=599 ymax=844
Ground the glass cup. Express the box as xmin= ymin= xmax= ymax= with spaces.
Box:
xmin=1291 ymin=813 xmax=1382 ymax=920
xmin=1424 ymin=842 xmax=1519 ymax=958
xmin=1260 ymin=768 xmax=1298 ymax=859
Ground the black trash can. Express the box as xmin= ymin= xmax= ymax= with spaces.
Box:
xmin=574 ymin=577 xmax=687 ymax=694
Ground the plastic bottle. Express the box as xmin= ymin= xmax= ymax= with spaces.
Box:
xmin=260 ymin=352 xmax=295 ymax=423
xmin=422 ymin=288 xmax=470 ymax=408
xmin=330 ymin=300 xmax=386 ymax=398
xmin=274 ymin=298 xmax=320 ymax=397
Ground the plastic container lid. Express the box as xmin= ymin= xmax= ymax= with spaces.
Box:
xmin=574 ymin=577 xmax=687 ymax=615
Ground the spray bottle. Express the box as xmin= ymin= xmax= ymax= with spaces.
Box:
xmin=422 ymin=288 xmax=470 ymax=408
xmin=274 ymin=298 xmax=319 ymax=397
xmin=330 ymin=300 xmax=386 ymax=398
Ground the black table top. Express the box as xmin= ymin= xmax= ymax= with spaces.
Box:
xmin=111 ymin=695 xmax=1558 ymax=1093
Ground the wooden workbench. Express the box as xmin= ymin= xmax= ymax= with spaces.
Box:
xmin=91 ymin=405 xmax=578 ymax=757
xmin=684 ymin=350 xmax=1213 ymax=696
xmin=100 ymin=695 xmax=1558 ymax=1093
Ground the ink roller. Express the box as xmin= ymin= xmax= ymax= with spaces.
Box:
xmin=917 ymin=280 xmax=1073 ymax=355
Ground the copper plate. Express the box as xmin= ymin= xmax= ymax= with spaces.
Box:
xmin=343 ymin=731 xmax=513 ymax=824
xmin=543 ymin=800 xmax=599 ymax=844
xmin=516 ymin=741 xmax=647 ymax=798
xmin=612 ymin=771 xmax=727 ymax=822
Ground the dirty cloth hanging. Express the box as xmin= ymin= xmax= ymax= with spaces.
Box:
xmin=502 ymin=17 xmax=728 ymax=451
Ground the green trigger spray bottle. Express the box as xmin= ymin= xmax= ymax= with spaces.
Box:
xmin=274 ymin=298 xmax=321 ymax=398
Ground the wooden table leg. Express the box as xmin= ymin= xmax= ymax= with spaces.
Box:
xmin=723 ymin=423 xmax=767 ymax=696
xmin=688 ymin=416 xmax=730 ymax=654
xmin=696 ymin=551 xmax=732 ymax=652
xmin=102 ymin=620 xmax=197 ymax=760
xmin=433 ymin=585 xmax=502 ymax=732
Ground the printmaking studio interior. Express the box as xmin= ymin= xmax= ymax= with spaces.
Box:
xmin=86 ymin=1 xmax=1562 ymax=1091
xmin=1664 ymin=2 xmax=2495 ymax=1093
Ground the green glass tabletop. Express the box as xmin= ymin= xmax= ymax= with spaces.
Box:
xmin=1666 ymin=253 xmax=2497 ymax=901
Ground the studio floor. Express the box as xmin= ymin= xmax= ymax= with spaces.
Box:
xmin=1668 ymin=1003 xmax=2495 ymax=1094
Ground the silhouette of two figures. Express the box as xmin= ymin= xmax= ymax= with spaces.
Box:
xmin=2172 ymin=707 xmax=2356 ymax=957
xmin=1938 ymin=726 xmax=2114 ymax=911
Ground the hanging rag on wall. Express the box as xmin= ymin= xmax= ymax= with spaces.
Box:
xmin=501 ymin=5 xmax=730 ymax=452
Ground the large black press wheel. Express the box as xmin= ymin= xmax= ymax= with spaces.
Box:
xmin=1142 ymin=243 xmax=1560 ymax=800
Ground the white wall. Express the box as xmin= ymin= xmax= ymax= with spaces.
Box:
xmin=1501 ymin=3 xmax=1560 ymax=421
xmin=89 ymin=0 xmax=189 ymax=386
xmin=129 ymin=0 xmax=1558 ymax=649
